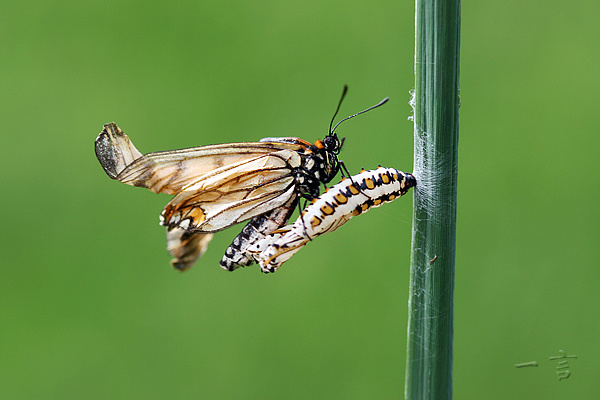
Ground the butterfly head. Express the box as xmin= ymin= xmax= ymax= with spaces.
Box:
xmin=315 ymin=133 xmax=344 ymax=155
xmin=324 ymin=132 xmax=344 ymax=154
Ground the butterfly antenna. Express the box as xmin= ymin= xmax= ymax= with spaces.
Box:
xmin=331 ymin=96 xmax=389 ymax=134
xmin=329 ymin=85 xmax=349 ymax=134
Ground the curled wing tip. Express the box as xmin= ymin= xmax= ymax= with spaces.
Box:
xmin=95 ymin=122 xmax=143 ymax=179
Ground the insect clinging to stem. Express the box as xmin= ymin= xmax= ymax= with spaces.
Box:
xmin=94 ymin=87 xmax=390 ymax=270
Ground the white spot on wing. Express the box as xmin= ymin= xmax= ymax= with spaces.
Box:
xmin=179 ymin=219 xmax=190 ymax=230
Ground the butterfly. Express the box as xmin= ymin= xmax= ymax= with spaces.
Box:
xmin=95 ymin=87 xmax=389 ymax=270
xmin=245 ymin=167 xmax=416 ymax=272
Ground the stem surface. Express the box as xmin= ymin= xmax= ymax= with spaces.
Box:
xmin=405 ymin=0 xmax=461 ymax=399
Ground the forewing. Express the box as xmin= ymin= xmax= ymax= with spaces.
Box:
xmin=161 ymin=149 xmax=301 ymax=233
xmin=95 ymin=122 xmax=306 ymax=195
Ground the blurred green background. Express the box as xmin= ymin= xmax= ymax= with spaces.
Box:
xmin=2 ymin=0 xmax=599 ymax=398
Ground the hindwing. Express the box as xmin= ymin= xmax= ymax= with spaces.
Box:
xmin=166 ymin=229 xmax=214 ymax=271
xmin=159 ymin=149 xmax=301 ymax=232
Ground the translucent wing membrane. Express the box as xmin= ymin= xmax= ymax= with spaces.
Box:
xmin=95 ymin=123 xmax=306 ymax=195
xmin=159 ymin=150 xmax=300 ymax=233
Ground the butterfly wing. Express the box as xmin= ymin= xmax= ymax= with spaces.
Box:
xmin=95 ymin=122 xmax=307 ymax=195
xmin=166 ymin=229 xmax=214 ymax=271
xmin=160 ymin=149 xmax=302 ymax=232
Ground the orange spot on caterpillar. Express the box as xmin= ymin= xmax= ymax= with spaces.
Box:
xmin=320 ymin=204 xmax=335 ymax=215
xmin=334 ymin=193 xmax=348 ymax=204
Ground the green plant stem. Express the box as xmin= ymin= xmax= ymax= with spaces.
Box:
xmin=405 ymin=0 xmax=460 ymax=399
